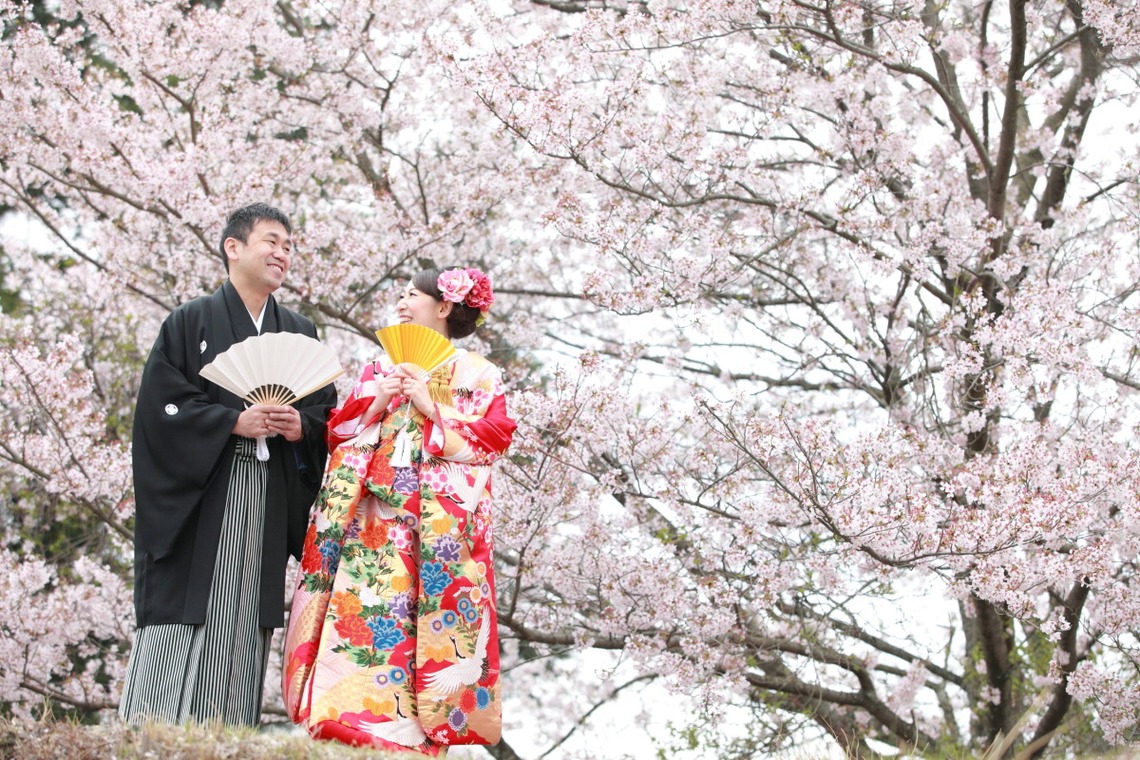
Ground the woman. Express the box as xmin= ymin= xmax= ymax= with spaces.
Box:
xmin=283 ymin=267 xmax=516 ymax=755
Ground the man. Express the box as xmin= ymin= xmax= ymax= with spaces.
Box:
xmin=119 ymin=203 xmax=336 ymax=726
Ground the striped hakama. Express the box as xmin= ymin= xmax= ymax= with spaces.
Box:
xmin=120 ymin=439 xmax=273 ymax=726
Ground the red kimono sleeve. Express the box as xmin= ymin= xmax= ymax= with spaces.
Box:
xmin=324 ymin=360 xmax=394 ymax=451
xmin=423 ymin=390 xmax=516 ymax=465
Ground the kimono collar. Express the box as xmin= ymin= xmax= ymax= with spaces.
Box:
xmin=220 ymin=280 xmax=281 ymax=342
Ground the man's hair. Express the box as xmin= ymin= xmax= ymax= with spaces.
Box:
xmin=218 ymin=203 xmax=292 ymax=271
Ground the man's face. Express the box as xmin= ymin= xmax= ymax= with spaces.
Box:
xmin=226 ymin=219 xmax=292 ymax=294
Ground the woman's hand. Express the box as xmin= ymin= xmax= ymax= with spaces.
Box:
xmin=364 ymin=374 xmax=404 ymax=421
xmin=395 ymin=364 xmax=435 ymax=416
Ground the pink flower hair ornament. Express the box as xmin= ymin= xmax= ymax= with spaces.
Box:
xmin=437 ymin=267 xmax=495 ymax=313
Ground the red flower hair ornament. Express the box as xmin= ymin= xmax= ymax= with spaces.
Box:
xmin=437 ymin=268 xmax=495 ymax=318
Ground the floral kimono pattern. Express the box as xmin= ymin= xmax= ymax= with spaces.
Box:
xmin=283 ymin=350 xmax=516 ymax=755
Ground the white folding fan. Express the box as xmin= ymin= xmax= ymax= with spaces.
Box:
xmin=374 ymin=323 xmax=456 ymax=379
xmin=200 ymin=332 xmax=344 ymax=460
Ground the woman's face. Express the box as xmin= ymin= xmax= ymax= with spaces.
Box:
xmin=396 ymin=284 xmax=452 ymax=336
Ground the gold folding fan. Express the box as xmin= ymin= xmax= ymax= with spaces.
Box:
xmin=200 ymin=332 xmax=344 ymax=406
xmin=374 ymin=323 xmax=456 ymax=380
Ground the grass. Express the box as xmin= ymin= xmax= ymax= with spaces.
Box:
xmin=0 ymin=717 xmax=414 ymax=760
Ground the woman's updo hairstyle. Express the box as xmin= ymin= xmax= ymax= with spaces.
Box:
xmin=412 ymin=267 xmax=482 ymax=340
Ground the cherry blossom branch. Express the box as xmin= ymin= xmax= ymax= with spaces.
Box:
xmin=771 ymin=10 xmax=993 ymax=179
xmin=19 ymin=674 xmax=117 ymax=714
xmin=773 ymin=599 xmax=964 ymax=687
xmin=543 ymin=331 xmax=846 ymax=390
xmin=1033 ymin=3 xmax=1104 ymax=228
xmin=497 ymin=611 xmax=627 ymax=650
xmin=986 ymin=0 xmax=1026 ymax=233
xmin=3 ymin=348 xmax=94 ymax=484
xmin=1029 ymin=580 xmax=1091 ymax=754
xmin=973 ymin=595 xmax=1014 ymax=742
xmin=538 ymin=674 xmax=657 ymax=758
xmin=744 ymin=654 xmax=932 ymax=749
xmin=0 ymin=179 xmax=170 ymax=311
xmin=0 ymin=441 xmax=132 ymax=542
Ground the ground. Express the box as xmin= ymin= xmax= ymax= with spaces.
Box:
xmin=0 ymin=718 xmax=410 ymax=759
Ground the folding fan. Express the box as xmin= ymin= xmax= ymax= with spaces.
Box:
xmin=200 ymin=332 xmax=344 ymax=461
xmin=200 ymin=332 xmax=344 ymax=406
xmin=374 ymin=323 xmax=456 ymax=380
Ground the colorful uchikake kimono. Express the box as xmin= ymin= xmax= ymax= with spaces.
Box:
xmin=283 ymin=349 xmax=516 ymax=755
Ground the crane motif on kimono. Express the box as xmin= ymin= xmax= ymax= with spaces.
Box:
xmin=424 ymin=603 xmax=492 ymax=697
xmin=360 ymin=693 xmax=428 ymax=747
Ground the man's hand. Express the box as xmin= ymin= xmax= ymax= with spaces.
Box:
xmin=234 ymin=404 xmax=304 ymax=442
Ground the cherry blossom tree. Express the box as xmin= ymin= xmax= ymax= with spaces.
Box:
xmin=453 ymin=1 xmax=1140 ymax=756
xmin=2 ymin=0 xmax=1140 ymax=757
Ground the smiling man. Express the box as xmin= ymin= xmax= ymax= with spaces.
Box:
xmin=119 ymin=203 xmax=337 ymax=727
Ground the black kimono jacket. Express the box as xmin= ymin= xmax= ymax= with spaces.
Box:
xmin=131 ymin=281 xmax=337 ymax=629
